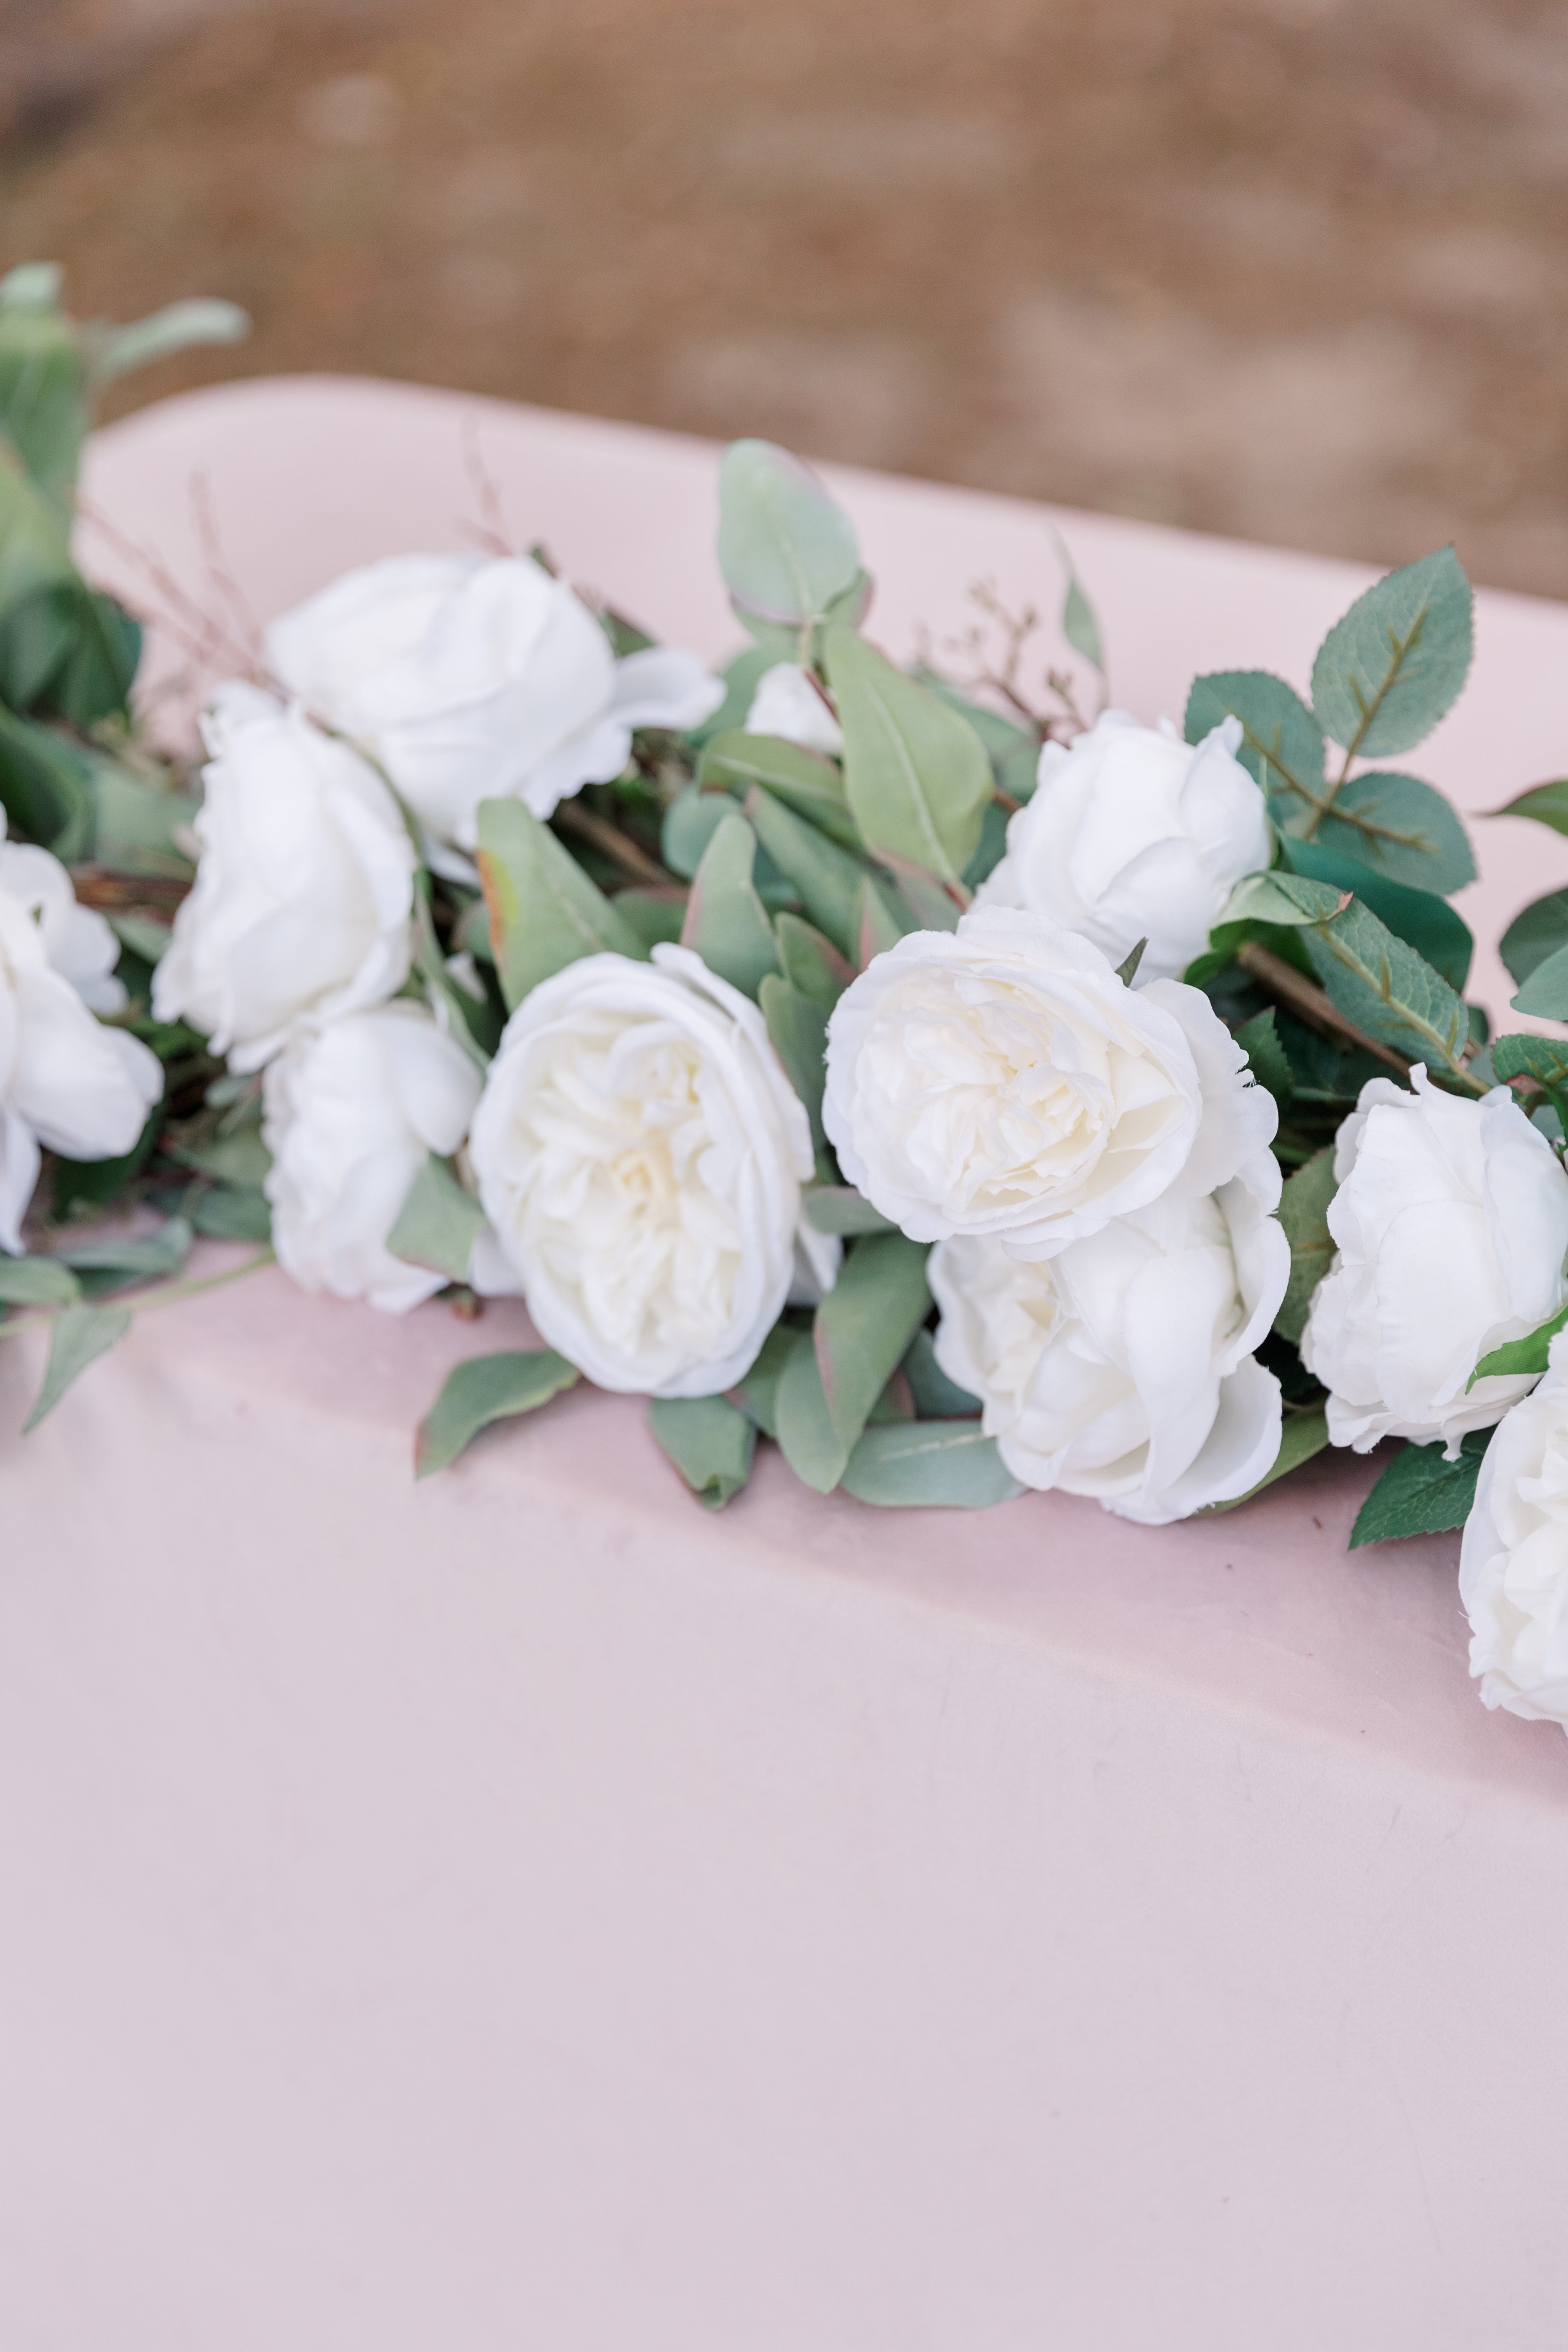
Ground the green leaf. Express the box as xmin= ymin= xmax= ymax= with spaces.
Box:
xmin=815 ymin=1231 xmax=932 ymax=1463
xmin=0 ymin=293 xmax=85 ymax=505
xmin=698 ymin=729 xmax=860 ymax=848
xmin=1055 ymin=531 xmax=1104 ymax=673
xmin=1489 ymin=779 xmax=1568 ymax=836
xmin=1499 ymin=892 xmax=1568 ymax=989
xmin=192 ymin=1186 xmax=272 ymax=1243
xmin=87 ymin=758 xmax=199 ymax=876
xmin=612 ymin=887 xmax=686 ymax=949
xmin=802 ymin=1185 xmax=896 ymax=1236
xmin=0 ymin=702 xmax=93 ymax=852
xmin=44 ymin=589 xmax=141 ymax=725
xmin=823 ymin=627 xmax=990 ymax=887
xmin=1491 ymin=1032 xmax=1568 ymax=1136
xmin=476 ymin=797 xmax=645 ymax=1011
xmin=1302 ymin=771 xmax=1474 ymax=895
xmin=1310 ymin=547 xmax=1473 ymax=760
xmin=774 ymin=910 xmax=854 ymax=1007
xmin=1469 ymin=1301 xmax=1568 ymax=1388
xmin=167 ymin=1128 xmax=270 ymax=1189
xmin=0 ymin=434 xmax=75 ymax=623
xmin=661 ymin=784 xmax=737 ymax=879
xmin=893 ymin=870 xmax=962 ymax=933
xmin=742 ymin=782 xmax=868 ymax=958
xmin=87 ymin=297 xmax=249 ymax=386
xmin=1348 ymin=1428 xmax=1490 ymax=1547
xmin=1234 ymin=1007 xmax=1293 ymax=1107
xmin=716 ymin=440 xmax=862 ymax=631
xmin=0 ymin=1255 xmax=80 ymax=1307
xmin=647 ymin=1393 xmax=757 ymax=1509
xmin=1113 ymin=937 xmax=1148 ymax=988
xmin=53 ymin=1110 xmax=161 ymax=1217
xmin=1186 ymin=669 xmax=1326 ymax=805
xmin=1245 ymin=871 xmax=1476 ymax=1090
xmin=841 ymin=1420 xmax=1022 ymax=1508
xmin=758 ymin=975 xmax=827 ymax=1155
xmin=415 ymin=1348 xmax=579 ymax=1477
xmin=23 ymin=1302 xmax=132 ymax=1431
xmin=917 ymin=674 xmax=1041 ymax=801
xmin=685 ymin=644 xmax=774 ymax=748
xmin=680 ymin=813 xmax=780 ymax=998
xmin=0 ymin=584 xmax=74 ymax=706
xmin=1202 ymin=1406 xmax=1331 ymax=1513
xmin=1278 ymin=836 xmax=1473 ymax=991
xmin=1276 ymin=1146 xmax=1337 ymax=1346
xmin=55 ymin=1215 xmax=193 ymax=1290
xmin=387 ymin=1154 xmax=488 ymax=1285
xmin=856 ymin=873 xmax=907 ymax=968
xmin=728 ymin=1322 xmax=799 ymax=1438
xmin=900 ymin=1326 xmax=981 ymax=1418
xmin=774 ymin=1329 xmax=846 ymax=1491
xmin=1510 ymin=946 xmax=1568 ymax=1021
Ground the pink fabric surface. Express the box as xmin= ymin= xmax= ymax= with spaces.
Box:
xmin=0 ymin=381 xmax=1562 ymax=2348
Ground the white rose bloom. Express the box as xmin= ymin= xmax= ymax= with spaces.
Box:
xmin=263 ymin=1002 xmax=483 ymax=1314
xmin=1460 ymin=1333 xmax=1568 ymax=1733
xmin=469 ymin=945 xmax=817 ymax=1396
xmin=822 ymin=904 xmax=1277 ymax=1259
xmin=978 ymin=710 xmax=1271 ymax=981
xmin=1301 ymin=1066 xmax=1568 ymax=1457
xmin=743 ymin=662 xmax=844 ymax=756
xmin=930 ymin=1147 xmax=1288 ymax=1524
xmin=266 ymin=554 xmax=722 ymax=851
xmin=153 ymin=695 xmax=416 ymax=1074
xmin=0 ymin=823 xmax=162 ymax=1253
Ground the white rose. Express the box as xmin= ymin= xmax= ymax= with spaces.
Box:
xmin=469 ymin=945 xmax=817 ymax=1396
xmin=977 ymin=710 xmax=1271 ymax=981
xmin=822 ymin=904 xmax=1277 ymax=1259
xmin=1460 ymin=1333 xmax=1568 ymax=1733
xmin=0 ymin=824 xmax=162 ymax=1252
xmin=153 ymin=695 xmax=416 ymax=1073
xmin=1301 ymin=1066 xmax=1568 ymax=1456
xmin=930 ymin=1147 xmax=1288 ymax=1523
xmin=743 ymin=662 xmax=844 ymax=756
xmin=265 ymin=554 xmax=722 ymax=851
xmin=263 ymin=1002 xmax=483 ymax=1314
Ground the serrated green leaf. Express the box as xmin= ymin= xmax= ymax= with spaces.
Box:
xmin=23 ymin=1302 xmax=132 ymax=1431
xmin=1468 ymin=1301 xmax=1568 ymax=1389
xmin=476 ymin=796 xmax=645 ymax=1011
xmin=0 ymin=1255 xmax=80 ymax=1307
xmin=758 ymin=974 xmax=827 ymax=1155
xmin=1499 ymin=892 xmax=1568 ymax=989
xmin=774 ymin=910 xmax=854 ymax=1007
xmin=824 ymin=627 xmax=990 ymax=887
xmin=1278 ymin=836 xmax=1473 ymax=990
xmin=1304 ymin=771 xmax=1474 ymax=895
xmin=1348 ymin=1427 xmax=1490 ymax=1547
xmin=1512 ymin=946 xmax=1568 ymax=1020
xmin=1234 ymin=1007 xmax=1293 ymax=1107
xmin=680 ymin=813 xmax=779 ymax=998
xmin=415 ymin=1347 xmax=579 ymax=1477
xmin=743 ymin=781 xmax=867 ymax=957
xmin=1491 ymin=1033 xmax=1568 ymax=1136
xmin=841 ymin=1420 xmax=1021 ymax=1508
xmin=802 ymin=1185 xmax=896 ymax=1236
xmin=0 ymin=702 xmax=93 ymax=853
xmin=1276 ymin=1146 xmax=1337 ymax=1345
xmin=1224 ymin=870 xmax=1347 ymax=930
xmin=191 ymin=1186 xmax=272 ymax=1243
xmin=647 ymin=1393 xmax=757 ymax=1509
xmin=661 ymin=784 xmax=736 ymax=879
xmin=1310 ymin=548 xmax=1473 ymax=760
xmin=387 ymin=1154 xmax=488 ymax=1285
xmin=900 ymin=1326 xmax=981 ymax=1418
xmin=717 ymin=440 xmax=861 ymax=631
xmin=1489 ymin=779 xmax=1568 ymax=836
xmin=1186 ymin=669 xmax=1326 ymax=805
xmin=698 ymin=729 xmax=859 ymax=848
xmin=1202 ymin=1406 xmax=1331 ymax=1513
xmin=815 ymin=1231 xmax=932 ymax=1460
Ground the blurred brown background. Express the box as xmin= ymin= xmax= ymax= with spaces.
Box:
xmin=4 ymin=0 xmax=1568 ymax=595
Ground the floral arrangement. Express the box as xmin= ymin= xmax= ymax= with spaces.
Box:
xmin=6 ymin=266 xmax=1568 ymax=1741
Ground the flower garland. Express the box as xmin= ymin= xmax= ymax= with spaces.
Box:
xmin=5 ymin=267 xmax=1568 ymax=1741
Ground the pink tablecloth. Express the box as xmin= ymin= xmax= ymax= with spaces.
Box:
xmin=0 ymin=380 xmax=1564 ymax=2352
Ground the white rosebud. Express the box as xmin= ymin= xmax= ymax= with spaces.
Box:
xmin=263 ymin=1002 xmax=483 ymax=1314
xmin=822 ymin=904 xmax=1277 ymax=1259
xmin=266 ymin=554 xmax=722 ymax=851
xmin=743 ymin=662 xmax=844 ymax=756
xmin=1302 ymin=1066 xmax=1568 ymax=1457
xmin=153 ymin=696 xmax=416 ymax=1073
xmin=469 ymin=945 xmax=818 ymax=1396
xmin=930 ymin=1148 xmax=1288 ymax=1523
xmin=1460 ymin=1333 xmax=1568 ymax=1733
xmin=0 ymin=819 xmax=162 ymax=1253
xmin=977 ymin=711 xmax=1271 ymax=981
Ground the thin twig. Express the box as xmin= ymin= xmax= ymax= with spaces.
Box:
xmin=1236 ymin=941 xmax=1411 ymax=1076
xmin=459 ymin=416 xmax=516 ymax=557
xmin=0 ymin=1246 xmax=276 ymax=1345
xmin=553 ymin=801 xmax=680 ymax=888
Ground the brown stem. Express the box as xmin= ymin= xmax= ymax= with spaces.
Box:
xmin=553 ymin=801 xmax=679 ymax=888
xmin=1236 ymin=941 xmax=1411 ymax=1077
xmin=69 ymin=865 xmax=190 ymax=916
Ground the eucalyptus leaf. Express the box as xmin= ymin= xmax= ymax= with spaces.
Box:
xmin=1054 ymin=529 xmax=1105 ymax=673
xmin=1349 ymin=1428 xmax=1490 ymax=1547
xmin=698 ymin=729 xmax=859 ymax=848
xmin=1276 ymin=1146 xmax=1337 ymax=1346
xmin=1278 ymin=836 xmax=1473 ymax=990
xmin=802 ymin=1186 xmax=896 ymax=1236
xmin=1310 ymin=547 xmax=1473 ymax=760
xmin=758 ymin=975 xmax=827 ymax=1155
xmin=0 ymin=701 xmax=93 ymax=853
xmin=192 ymin=1186 xmax=272 ymax=1243
xmin=823 ymin=627 xmax=991 ymax=887
xmin=415 ymin=1348 xmax=579 ymax=1477
xmin=900 ymin=1326 xmax=981 ymax=1418
xmin=0 ymin=1256 xmax=80 ymax=1307
xmin=841 ymin=1420 xmax=1021 ymax=1508
xmin=612 ymin=888 xmax=686 ymax=949
xmin=774 ymin=910 xmax=854 ymax=1007
xmin=686 ymin=644 xmax=775 ymax=747
xmin=728 ymin=1323 xmax=799 ymax=1438
xmin=661 ymin=785 xmax=737 ymax=879
xmin=716 ymin=440 xmax=861 ymax=631
xmin=1489 ymin=779 xmax=1568 ymax=836
xmin=1304 ymin=771 xmax=1475 ymax=895
xmin=1243 ymin=869 xmax=1476 ymax=1088
xmin=680 ymin=813 xmax=780 ymax=998
xmin=815 ymin=1231 xmax=932 ymax=1462
xmin=774 ymin=1329 xmax=845 ymax=1492
xmin=89 ymin=759 xmax=199 ymax=875
xmin=168 ymin=1128 xmax=270 ymax=1190
xmin=1491 ymin=1033 xmax=1568 ymax=1135
xmin=1510 ymin=945 xmax=1568 ymax=1021
xmin=917 ymin=674 xmax=1041 ymax=801
xmin=893 ymin=870 xmax=962 ymax=932
xmin=856 ymin=873 xmax=908 ymax=968
xmin=743 ymin=782 xmax=867 ymax=957
xmin=388 ymin=1155 xmax=488 ymax=1285
xmin=55 ymin=1215 xmax=193 ymax=1286
xmin=1185 ymin=669 xmax=1325 ymax=808
xmin=476 ymin=796 xmax=644 ymax=1011
xmin=647 ymin=1393 xmax=756 ymax=1509
xmin=23 ymin=1303 xmax=133 ymax=1432
xmin=1499 ymin=891 xmax=1568 ymax=989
